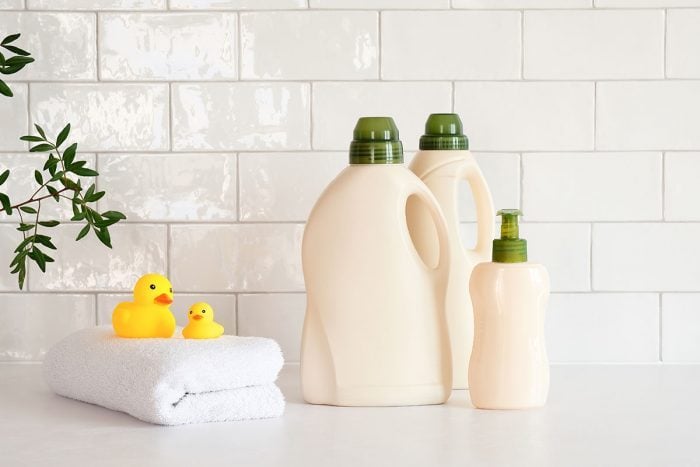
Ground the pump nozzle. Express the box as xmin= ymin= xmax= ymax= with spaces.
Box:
xmin=493 ymin=209 xmax=527 ymax=263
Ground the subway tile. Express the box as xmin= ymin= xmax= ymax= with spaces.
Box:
xmin=667 ymin=10 xmax=700 ymax=78
xmin=523 ymin=152 xmax=662 ymax=221
xmin=455 ymin=82 xmax=594 ymax=151
xmin=0 ymin=225 xmax=23 ymax=291
xmin=0 ymin=84 xmax=27 ymax=151
xmin=546 ymin=293 xmax=659 ymax=363
xmin=169 ymin=0 xmax=305 ymax=8
xmin=0 ymin=13 xmax=96 ymax=80
xmin=170 ymin=224 xmax=304 ymax=292
xmin=312 ymin=82 xmax=451 ymax=151
xmin=593 ymin=223 xmax=700 ymax=291
xmin=458 ymin=152 xmax=520 ymax=222
xmin=30 ymin=84 xmax=169 ymax=152
xmin=26 ymin=0 xmax=165 ymax=8
xmin=97 ymin=293 xmax=236 ymax=334
xmin=521 ymin=223 xmax=591 ymax=292
xmin=382 ymin=11 xmax=520 ymax=80
xmin=239 ymin=152 xmax=346 ymax=222
xmin=99 ymin=13 xmax=236 ymax=80
xmin=172 ymin=83 xmax=310 ymax=151
xmin=665 ymin=153 xmax=700 ymax=221
xmin=595 ymin=0 xmax=700 ymax=6
xmin=238 ymin=293 xmax=305 ymax=362
xmin=455 ymin=0 xmax=590 ymax=6
xmin=28 ymin=224 xmax=167 ymax=291
xmin=524 ymin=10 xmax=663 ymax=80
xmin=97 ymin=153 xmax=237 ymax=222
xmin=0 ymin=0 xmax=23 ymax=8
xmin=597 ymin=82 xmax=700 ymax=151
xmin=241 ymin=11 xmax=377 ymax=80
xmin=662 ymin=294 xmax=700 ymax=362
xmin=310 ymin=0 xmax=448 ymax=7
xmin=0 ymin=294 xmax=95 ymax=361
xmin=0 ymin=153 xmax=97 ymax=221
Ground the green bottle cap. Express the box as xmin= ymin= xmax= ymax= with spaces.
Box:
xmin=492 ymin=209 xmax=527 ymax=263
xmin=349 ymin=117 xmax=404 ymax=164
xmin=419 ymin=113 xmax=469 ymax=150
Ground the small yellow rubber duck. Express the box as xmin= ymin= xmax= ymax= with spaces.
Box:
xmin=112 ymin=273 xmax=176 ymax=338
xmin=182 ymin=302 xmax=224 ymax=339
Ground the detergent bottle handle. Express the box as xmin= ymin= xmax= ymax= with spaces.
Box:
xmin=460 ymin=158 xmax=495 ymax=261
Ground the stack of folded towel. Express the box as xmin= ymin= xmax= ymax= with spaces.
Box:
xmin=44 ymin=326 xmax=285 ymax=426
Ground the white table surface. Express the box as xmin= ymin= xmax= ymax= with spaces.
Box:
xmin=1 ymin=363 xmax=699 ymax=467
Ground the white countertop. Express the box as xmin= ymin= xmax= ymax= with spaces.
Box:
xmin=2 ymin=363 xmax=699 ymax=467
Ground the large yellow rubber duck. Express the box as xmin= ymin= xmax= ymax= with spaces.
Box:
xmin=182 ymin=302 xmax=224 ymax=339
xmin=112 ymin=273 xmax=176 ymax=338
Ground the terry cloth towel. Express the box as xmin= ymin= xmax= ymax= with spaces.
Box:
xmin=44 ymin=326 xmax=285 ymax=426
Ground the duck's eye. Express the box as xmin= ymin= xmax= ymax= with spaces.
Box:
xmin=149 ymin=284 xmax=156 ymax=290
xmin=189 ymin=310 xmax=192 ymax=314
xmin=169 ymin=288 xmax=172 ymax=293
xmin=202 ymin=309 xmax=206 ymax=313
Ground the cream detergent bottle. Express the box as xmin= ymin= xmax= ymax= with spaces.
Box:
xmin=468 ymin=209 xmax=550 ymax=409
xmin=301 ymin=117 xmax=453 ymax=407
xmin=407 ymin=113 xmax=494 ymax=389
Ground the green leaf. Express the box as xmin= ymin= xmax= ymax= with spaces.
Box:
xmin=75 ymin=224 xmax=90 ymax=241
xmin=56 ymin=124 xmax=70 ymax=148
xmin=0 ymin=192 xmax=12 ymax=215
xmin=1 ymin=34 xmax=20 ymax=45
xmin=20 ymin=135 xmax=44 ymax=142
xmin=38 ymin=220 xmax=60 ymax=228
xmin=2 ymin=45 xmax=30 ymax=56
xmin=86 ymin=190 xmax=105 ymax=203
xmin=0 ymin=79 xmax=12 ymax=97
xmin=5 ymin=56 xmax=34 ymax=67
xmin=34 ymin=124 xmax=46 ymax=140
xmin=72 ymin=167 xmax=98 ymax=177
xmin=50 ymin=171 xmax=65 ymax=183
xmin=34 ymin=170 xmax=43 ymax=185
xmin=0 ymin=64 xmax=25 ymax=75
xmin=20 ymin=206 xmax=37 ymax=214
xmin=102 ymin=211 xmax=127 ymax=220
xmin=47 ymin=185 xmax=60 ymax=202
xmin=29 ymin=248 xmax=47 ymax=273
xmin=17 ymin=264 xmax=26 ymax=290
xmin=35 ymin=235 xmax=57 ymax=250
xmin=14 ymin=235 xmax=34 ymax=253
xmin=96 ymin=228 xmax=112 ymax=248
xmin=63 ymin=143 xmax=77 ymax=166
xmin=0 ymin=169 xmax=9 ymax=185
xmin=17 ymin=223 xmax=34 ymax=232
xmin=30 ymin=143 xmax=54 ymax=153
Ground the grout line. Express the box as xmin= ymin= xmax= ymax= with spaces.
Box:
xmin=15 ymin=7 xmax=700 ymax=12
xmin=10 ymin=78 xmax=700 ymax=84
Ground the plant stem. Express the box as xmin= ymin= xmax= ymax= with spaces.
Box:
xmin=0 ymin=187 xmax=71 ymax=215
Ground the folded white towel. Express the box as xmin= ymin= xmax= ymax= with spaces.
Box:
xmin=44 ymin=326 xmax=285 ymax=425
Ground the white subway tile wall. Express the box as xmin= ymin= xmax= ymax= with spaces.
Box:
xmin=0 ymin=2 xmax=699 ymax=363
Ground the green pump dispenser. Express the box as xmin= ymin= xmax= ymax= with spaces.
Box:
xmin=492 ymin=209 xmax=527 ymax=263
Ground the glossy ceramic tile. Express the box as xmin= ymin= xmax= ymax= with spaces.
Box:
xmin=26 ymin=0 xmax=165 ymax=9
xmin=30 ymin=84 xmax=169 ymax=152
xmin=661 ymin=293 xmax=700 ymax=362
xmin=310 ymin=0 xmax=448 ymax=7
xmin=0 ymin=153 xmax=97 ymax=222
xmin=172 ymin=83 xmax=310 ymax=151
xmin=240 ymin=11 xmax=377 ymax=80
xmin=97 ymin=153 xmax=237 ymax=221
xmin=0 ymin=294 xmax=95 ymax=361
xmin=0 ymin=13 xmax=96 ymax=81
xmin=170 ymin=224 xmax=304 ymax=292
xmin=238 ymin=293 xmax=305 ymax=362
xmin=99 ymin=13 xmax=236 ymax=80
xmin=667 ymin=9 xmax=700 ymax=78
xmin=96 ymin=293 xmax=236 ymax=334
xmin=312 ymin=82 xmax=451 ymax=150
xmin=169 ymin=0 xmax=305 ymax=8
xmin=454 ymin=0 xmax=590 ymax=6
xmin=28 ymin=224 xmax=167 ymax=291
xmin=0 ymin=84 xmax=27 ymax=151
xmin=382 ymin=11 xmax=520 ymax=80
xmin=665 ymin=153 xmax=700 ymax=220
xmin=0 ymin=0 xmax=23 ymax=8
xmin=458 ymin=152 xmax=520 ymax=222
xmin=238 ymin=152 xmax=346 ymax=222
xmin=547 ymin=293 xmax=660 ymax=362
xmin=0 ymin=225 xmax=23 ymax=291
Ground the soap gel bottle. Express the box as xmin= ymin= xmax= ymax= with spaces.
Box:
xmin=407 ymin=113 xmax=494 ymax=389
xmin=468 ymin=209 xmax=550 ymax=409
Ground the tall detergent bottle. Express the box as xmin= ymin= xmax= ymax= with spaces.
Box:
xmin=469 ymin=209 xmax=550 ymax=409
xmin=301 ymin=116 xmax=452 ymax=406
xmin=407 ymin=113 xmax=494 ymax=389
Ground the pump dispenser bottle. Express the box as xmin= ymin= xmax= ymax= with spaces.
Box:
xmin=468 ymin=209 xmax=550 ymax=409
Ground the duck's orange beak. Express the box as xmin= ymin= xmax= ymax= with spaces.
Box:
xmin=193 ymin=315 xmax=203 ymax=321
xmin=154 ymin=294 xmax=173 ymax=305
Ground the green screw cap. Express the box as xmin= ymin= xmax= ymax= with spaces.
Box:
xmin=349 ymin=116 xmax=404 ymax=164
xmin=419 ymin=113 xmax=469 ymax=150
xmin=492 ymin=209 xmax=527 ymax=263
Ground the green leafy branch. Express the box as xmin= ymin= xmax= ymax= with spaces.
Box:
xmin=0 ymin=33 xmax=34 ymax=97
xmin=0 ymin=124 xmax=126 ymax=289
